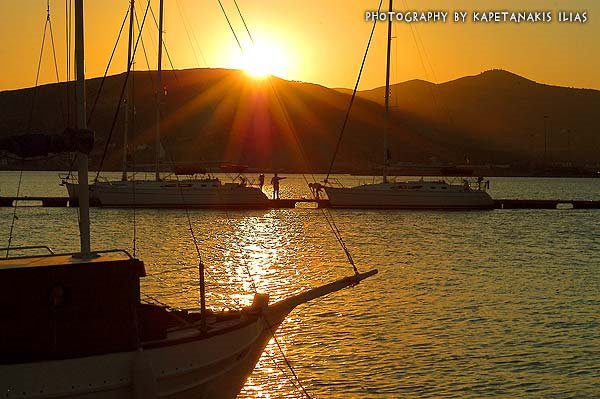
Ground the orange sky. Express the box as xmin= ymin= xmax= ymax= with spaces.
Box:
xmin=1 ymin=0 xmax=598 ymax=91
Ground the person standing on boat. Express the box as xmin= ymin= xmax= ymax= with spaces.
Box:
xmin=271 ymin=173 xmax=286 ymax=199
xmin=258 ymin=173 xmax=265 ymax=191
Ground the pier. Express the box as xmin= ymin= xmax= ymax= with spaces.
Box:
xmin=1 ymin=196 xmax=600 ymax=210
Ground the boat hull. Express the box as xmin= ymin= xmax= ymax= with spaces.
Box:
xmin=1 ymin=311 xmax=283 ymax=399
xmin=324 ymin=182 xmax=494 ymax=210
xmin=67 ymin=180 xmax=270 ymax=209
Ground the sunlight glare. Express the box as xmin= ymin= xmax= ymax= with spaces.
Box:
xmin=239 ymin=41 xmax=288 ymax=79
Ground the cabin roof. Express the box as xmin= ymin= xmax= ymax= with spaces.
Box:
xmin=0 ymin=250 xmax=136 ymax=271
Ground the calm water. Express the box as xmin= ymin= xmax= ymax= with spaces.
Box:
xmin=1 ymin=171 xmax=599 ymax=398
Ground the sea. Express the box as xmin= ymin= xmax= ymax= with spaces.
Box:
xmin=1 ymin=171 xmax=598 ymax=399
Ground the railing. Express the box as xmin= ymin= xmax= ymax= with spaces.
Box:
xmin=0 ymin=245 xmax=55 ymax=256
xmin=1 ymin=247 xmax=135 ymax=261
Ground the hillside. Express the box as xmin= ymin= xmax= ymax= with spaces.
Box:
xmin=0 ymin=68 xmax=443 ymax=173
xmin=1 ymin=68 xmax=599 ymax=173
xmin=356 ymin=69 xmax=600 ymax=166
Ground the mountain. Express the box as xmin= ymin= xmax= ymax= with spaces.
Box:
xmin=1 ymin=68 xmax=599 ymax=173
xmin=355 ymin=69 xmax=600 ymax=166
xmin=0 ymin=68 xmax=438 ymax=173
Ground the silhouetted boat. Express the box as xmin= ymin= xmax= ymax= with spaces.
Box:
xmin=0 ymin=1 xmax=376 ymax=397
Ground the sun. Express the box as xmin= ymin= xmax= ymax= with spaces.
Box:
xmin=238 ymin=40 xmax=288 ymax=79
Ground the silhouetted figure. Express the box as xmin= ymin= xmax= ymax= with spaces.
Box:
xmin=309 ymin=182 xmax=324 ymax=199
xmin=271 ymin=173 xmax=286 ymax=199
xmin=258 ymin=173 xmax=265 ymax=191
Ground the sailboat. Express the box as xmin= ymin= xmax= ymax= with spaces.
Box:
xmin=63 ymin=0 xmax=269 ymax=209
xmin=324 ymin=0 xmax=494 ymax=210
xmin=0 ymin=1 xmax=376 ymax=397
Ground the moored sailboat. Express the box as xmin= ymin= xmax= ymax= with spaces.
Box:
xmin=62 ymin=0 xmax=269 ymax=209
xmin=324 ymin=0 xmax=493 ymax=210
xmin=0 ymin=1 xmax=376 ymax=397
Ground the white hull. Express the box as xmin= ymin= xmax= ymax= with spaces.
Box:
xmin=2 ymin=305 xmax=284 ymax=399
xmin=325 ymin=181 xmax=494 ymax=209
xmin=65 ymin=180 xmax=269 ymax=208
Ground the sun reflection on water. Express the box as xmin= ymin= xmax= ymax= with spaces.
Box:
xmin=3 ymin=172 xmax=599 ymax=398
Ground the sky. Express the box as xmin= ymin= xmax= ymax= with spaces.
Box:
xmin=0 ymin=0 xmax=598 ymax=92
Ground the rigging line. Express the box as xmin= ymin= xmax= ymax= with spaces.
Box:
xmin=87 ymin=6 xmax=130 ymax=125
xmin=232 ymin=225 xmax=309 ymax=398
xmin=264 ymin=352 xmax=306 ymax=399
xmin=47 ymin=7 xmax=67 ymax=126
xmin=265 ymin=79 xmax=359 ymax=273
xmin=233 ymin=0 xmax=254 ymax=45
xmin=94 ymin=0 xmax=151 ymax=181
xmin=401 ymin=0 xmax=454 ymax=129
xmin=148 ymin=4 xmax=179 ymax=83
xmin=5 ymin=168 xmax=23 ymax=259
xmin=325 ymin=0 xmax=383 ymax=182
xmin=134 ymin=9 xmax=157 ymax=94
xmin=266 ymin=324 xmax=314 ymax=399
xmin=217 ymin=0 xmax=244 ymax=53
xmin=176 ymin=0 xmax=208 ymax=66
xmin=27 ymin=15 xmax=49 ymax=131
xmin=174 ymin=0 xmax=201 ymax=67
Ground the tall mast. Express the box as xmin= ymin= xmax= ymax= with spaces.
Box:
xmin=155 ymin=0 xmax=164 ymax=182
xmin=383 ymin=0 xmax=393 ymax=184
xmin=75 ymin=0 xmax=91 ymax=256
xmin=122 ymin=0 xmax=135 ymax=181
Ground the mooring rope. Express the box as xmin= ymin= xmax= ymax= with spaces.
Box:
xmin=5 ymin=168 xmax=23 ymax=258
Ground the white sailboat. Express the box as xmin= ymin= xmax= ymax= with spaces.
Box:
xmin=0 ymin=1 xmax=376 ymax=397
xmin=324 ymin=0 xmax=493 ymax=210
xmin=63 ymin=0 xmax=269 ymax=208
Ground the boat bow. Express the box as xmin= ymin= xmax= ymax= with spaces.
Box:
xmin=265 ymin=269 xmax=378 ymax=323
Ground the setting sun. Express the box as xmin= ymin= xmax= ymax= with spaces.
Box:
xmin=237 ymin=40 xmax=289 ymax=79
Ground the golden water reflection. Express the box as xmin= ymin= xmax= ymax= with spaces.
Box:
xmin=2 ymin=173 xmax=599 ymax=398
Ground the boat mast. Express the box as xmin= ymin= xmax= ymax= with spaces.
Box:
xmin=155 ymin=0 xmax=164 ymax=182
xmin=75 ymin=0 xmax=91 ymax=256
xmin=122 ymin=0 xmax=135 ymax=181
xmin=383 ymin=0 xmax=393 ymax=184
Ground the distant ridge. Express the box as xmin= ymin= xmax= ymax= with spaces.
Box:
xmin=350 ymin=69 xmax=600 ymax=167
xmin=1 ymin=68 xmax=599 ymax=172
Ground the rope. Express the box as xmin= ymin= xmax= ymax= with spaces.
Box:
xmin=265 ymin=322 xmax=313 ymax=399
xmin=233 ymin=0 xmax=254 ymax=45
xmin=94 ymin=0 xmax=151 ymax=182
xmin=27 ymin=10 xmax=49 ymax=130
xmin=265 ymin=79 xmax=359 ymax=273
xmin=47 ymin=2 xmax=67 ymax=125
xmin=174 ymin=0 xmax=200 ymax=66
xmin=217 ymin=0 xmax=243 ymax=52
xmin=325 ymin=0 xmax=383 ymax=181
xmin=174 ymin=0 xmax=207 ymax=67
xmin=87 ymin=5 xmax=131 ymax=125
xmin=4 ymin=168 xmax=23 ymax=258
xmin=134 ymin=8 xmax=157 ymax=94
xmin=65 ymin=4 xmax=130 ymax=180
